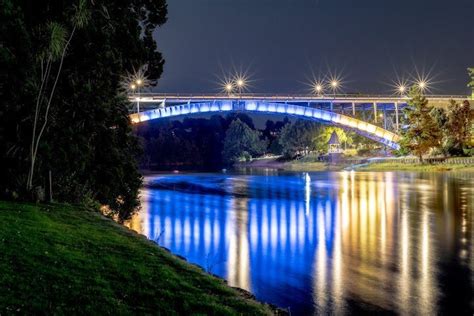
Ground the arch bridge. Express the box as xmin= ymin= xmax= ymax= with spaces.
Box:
xmin=128 ymin=93 xmax=470 ymax=150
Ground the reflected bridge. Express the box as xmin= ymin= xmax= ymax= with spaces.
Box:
xmin=128 ymin=94 xmax=470 ymax=150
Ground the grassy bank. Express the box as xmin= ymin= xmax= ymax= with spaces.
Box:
xmin=283 ymin=161 xmax=332 ymax=171
xmin=235 ymin=157 xmax=338 ymax=171
xmin=356 ymin=162 xmax=474 ymax=172
xmin=0 ymin=201 xmax=275 ymax=315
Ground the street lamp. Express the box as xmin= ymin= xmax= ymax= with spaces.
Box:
xmin=236 ymin=78 xmax=245 ymax=94
xmin=225 ymin=83 xmax=233 ymax=94
xmin=314 ymin=83 xmax=323 ymax=95
xmin=135 ymin=79 xmax=144 ymax=113
xmin=398 ymin=84 xmax=406 ymax=95
xmin=417 ymin=80 xmax=427 ymax=91
xmin=330 ymin=79 xmax=339 ymax=96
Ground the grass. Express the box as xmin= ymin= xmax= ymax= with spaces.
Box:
xmin=284 ymin=161 xmax=329 ymax=171
xmin=356 ymin=162 xmax=474 ymax=172
xmin=0 ymin=201 xmax=275 ymax=315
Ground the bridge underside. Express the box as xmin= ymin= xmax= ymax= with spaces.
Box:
xmin=130 ymin=101 xmax=401 ymax=149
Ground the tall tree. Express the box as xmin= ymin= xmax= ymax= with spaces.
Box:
xmin=468 ymin=68 xmax=474 ymax=98
xmin=279 ymin=120 xmax=322 ymax=158
xmin=222 ymin=119 xmax=266 ymax=164
xmin=399 ymin=87 xmax=442 ymax=162
xmin=430 ymin=107 xmax=449 ymax=156
xmin=27 ymin=0 xmax=90 ymax=191
xmin=445 ymin=100 xmax=472 ymax=156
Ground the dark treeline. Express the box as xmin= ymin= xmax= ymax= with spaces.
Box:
xmin=135 ymin=114 xmax=289 ymax=169
xmin=135 ymin=113 xmax=382 ymax=169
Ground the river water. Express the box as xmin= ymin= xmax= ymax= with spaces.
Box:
xmin=126 ymin=170 xmax=473 ymax=315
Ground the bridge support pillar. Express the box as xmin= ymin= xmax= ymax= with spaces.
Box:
xmin=352 ymin=102 xmax=355 ymax=116
xmin=395 ymin=102 xmax=399 ymax=132
xmin=373 ymin=102 xmax=377 ymax=123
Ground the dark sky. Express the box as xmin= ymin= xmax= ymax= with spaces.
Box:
xmin=153 ymin=0 xmax=474 ymax=95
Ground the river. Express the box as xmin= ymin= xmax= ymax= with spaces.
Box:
xmin=126 ymin=170 xmax=473 ymax=315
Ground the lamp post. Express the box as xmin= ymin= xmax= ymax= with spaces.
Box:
xmin=236 ymin=78 xmax=245 ymax=96
xmin=135 ymin=79 xmax=143 ymax=113
xmin=330 ymin=80 xmax=339 ymax=97
xmin=314 ymin=83 xmax=323 ymax=96
xmin=130 ymin=83 xmax=137 ymax=112
xmin=225 ymin=83 xmax=233 ymax=96
xmin=417 ymin=80 xmax=427 ymax=93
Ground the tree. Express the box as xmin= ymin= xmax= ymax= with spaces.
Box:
xmin=445 ymin=100 xmax=472 ymax=156
xmin=399 ymin=87 xmax=442 ymax=162
xmin=430 ymin=107 xmax=449 ymax=156
xmin=468 ymin=68 xmax=474 ymax=98
xmin=279 ymin=120 xmax=322 ymax=158
xmin=222 ymin=119 xmax=266 ymax=164
xmin=0 ymin=0 xmax=167 ymax=219
xmin=27 ymin=0 xmax=90 ymax=191
xmin=262 ymin=118 xmax=289 ymax=155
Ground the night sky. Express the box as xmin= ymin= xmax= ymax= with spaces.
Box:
xmin=153 ymin=0 xmax=473 ymax=95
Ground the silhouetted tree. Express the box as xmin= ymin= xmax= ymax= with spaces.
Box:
xmin=279 ymin=120 xmax=322 ymax=158
xmin=0 ymin=0 xmax=167 ymax=219
xmin=222 ymin=119 xmax=266 ymax=164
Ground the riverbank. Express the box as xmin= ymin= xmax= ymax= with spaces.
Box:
xmin=237 ymin=156 xmax=474 ymax=172
xmin=355 ymin=162 xmax=474 ymax=172
xmin=0 ymin=201 xmax=277 ymax=315
xmin=235 ymin=157 xmax=335 ymax=171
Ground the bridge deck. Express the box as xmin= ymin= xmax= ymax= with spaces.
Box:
xmin=130 ymin=93 xmax=470 ymax=104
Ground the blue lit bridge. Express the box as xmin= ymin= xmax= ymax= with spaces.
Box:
xmin=129 ymin=93 xmax=471 ymax=150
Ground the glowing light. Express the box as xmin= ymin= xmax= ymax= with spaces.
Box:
xmin=225 ymin=83 xmax=233 ymax=92
xmin=398 ymin=85 xmax=406 ymax=94
xmin=136 ymin=79 xmax=143 ymax=86
xmin=410 ymin=66 xmax=437 ymax=94
xmin=130 ymin=83 xmax=136 ymax=90
xmin=236 ymin=78 xmax=245 ymax=88
xmin=314 ymin=83 xmax=324 ymax=95
xmin=326 ymin=73 xmax=343 ymax=94
xmin=417 ymin=80 xmax=427 ymax=90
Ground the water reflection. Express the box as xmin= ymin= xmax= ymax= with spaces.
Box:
xmin=126 ymin=171 xmax=473 ymax=315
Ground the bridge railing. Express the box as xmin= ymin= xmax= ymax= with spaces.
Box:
xmin=129 ymin=92 xmax=471 ymax=100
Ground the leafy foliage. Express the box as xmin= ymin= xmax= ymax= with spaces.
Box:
xmin=468 ymin=68 xmax=474 ymax=92
xmin=398 ymin=87 xmax=442 ymax=161
xmin=313 ymin=127 xmax=352 ymax=153
xmin=0 ymin=0 xmax=167 ymax=219
xmin=444 ymin=100 xmax=472 ymax=156
xmin=279 ymin=120 xmax=322 ymax=158
xmin=222 ymin=119 xmax=267 ymax=164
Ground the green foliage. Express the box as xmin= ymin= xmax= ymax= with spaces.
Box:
xmin=444 ymin=100 xmax=472 ymax=156
xmin=279 ymin=120 xmax=322 ymax=158
xmin=468 ymin=68 xmax=474 ymax=91
xmin=0 ymin=201 xmax=272 ymax=315
xmin=0 ymin=0 xmax=168 ymax=219
xmin=427 ymin=100 xmax=473 ymax=157
xmin=222 ymin=119 xmax=266 ymax=164
xmin=314 ymin=127 xmax=352 ymax=152
xmin=41 ymin=22 xmax=67 ymax=61
xmin=399 ymin=87 xmax=442 ymax=162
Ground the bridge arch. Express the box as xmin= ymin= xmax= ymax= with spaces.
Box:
xmin=130 ymin=101 xmax=400 ymax=149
